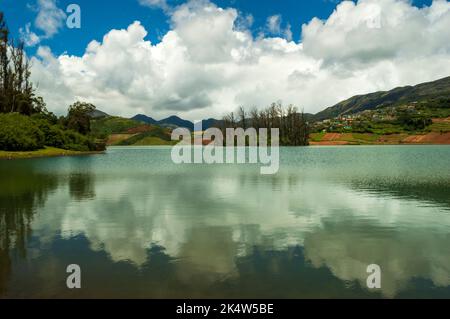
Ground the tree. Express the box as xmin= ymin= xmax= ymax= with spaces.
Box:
xmin=0 ymin=12 xmax=38 ymax=115
xmin=250 ymin=107 xmax=260 ymax=131
xmin=222 ymin=102 xmax=309 ymax=146
xmin=66 ymin=102 xmax=96 ymax=135
xmin=238 ymin=106 xmax=247 ymax=130
xmin=0 ymin=12 xmax=10 ymax=112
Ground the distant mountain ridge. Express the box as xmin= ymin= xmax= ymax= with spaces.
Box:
xmin=132 ymin=114 xmax=157 ymax=124
xmin=314 ymin=76 xmax=450 ymax=121
xmin=131 ymin=114 xmax=223 ymax=130
xmin=131 ymin=114 xmax=194 ymax=130
xmin=88 ymin=109 xmax=109 ymax=119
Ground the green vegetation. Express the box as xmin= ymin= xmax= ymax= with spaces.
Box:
xmin=91 ymin=116 xmax=144 ymax=138
xmin=312 ymin=102 xmax=449 ymax=136
xmin=0 ymin=113 xmax=45 ymax=150
xmin=429 ymin=121 xmax=450 ymax=133
xmin=116 ymin=127 xmax=173 ymax=146
xmin=222 ymin=103 xmax=309 ymax=146
xmin=310 ymin=132 xmax=325 ymax=142
xmin=0 ymin=146 xmax=99 ymax=160
xmin=90 ymin=116 xmax=176 ymax=146
xmin=64 ymin=101 xmax=96 ymax=135
xmin=0 ymin=113 xmax=97 ymax=151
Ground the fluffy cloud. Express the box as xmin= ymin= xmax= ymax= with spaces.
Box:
xmin=31 ymin=0 xmax=450 ymax=121
xmin=267 ymin=14 xmax=282 ymax=34
xmin=20 ymin=0 xmax=66 ymax=46
xmin=302 ymin=0 xmax=450 ymax=65
xmin=19 ymin=23 xmax=40 ymax=46
xmin=35 ymin=0 xmax=66 ymax=38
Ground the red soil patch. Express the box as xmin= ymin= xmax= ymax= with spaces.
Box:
xmin=322 ymin=133 xmax=343 ymax=141
xmin=202 ymin=139 xmax=213 ymax=145
xmin=376 ymin=134 xmax=406 ymax=144
xmin=432 ymin=117 xmax=450 ymax=124
xmin=310 ymin=140 xmax=350 ymax=145
xmin=401 ymin=132 xmax=450 ymax=144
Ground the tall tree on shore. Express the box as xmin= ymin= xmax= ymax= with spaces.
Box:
xmin=0 ymin=12 xmax=38 ymax=115
xmin=0 ymin=12 xmax=10 ymax=106
xmin=222 ymin=102 xmax=309 ymax=146
xmin=66 ymin=101 xmax=96 ymax=135
xmin=238 ymin=106 xmax=247 ymax=130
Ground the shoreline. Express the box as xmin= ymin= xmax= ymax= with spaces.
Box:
xmin=2 ymin=143 xmax=449 ymax=160
xmin=0 ymin=147 xmax=104 ymax=160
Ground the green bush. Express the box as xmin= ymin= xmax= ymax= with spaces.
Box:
xmin=0 ymin=113 xmax=45 ymax=150
xmin=0 ymin=113 xmax=100 ymax=152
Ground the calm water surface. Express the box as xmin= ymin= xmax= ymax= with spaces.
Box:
xmin=1 ymin=146 xmax=450 ymax=298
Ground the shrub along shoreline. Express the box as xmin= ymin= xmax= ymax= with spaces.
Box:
xmin=0 ymin=113 xmax=105 ymax=156
xmin=0 ymin=146 xmax=104 ymax=160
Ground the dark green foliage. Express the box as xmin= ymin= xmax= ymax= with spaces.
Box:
xmin=66 ymin=101 xmax=96 ymax=135
xmin=0 ymin=113 xmax=44 ymax=150
xmin=0 ymin=113 xmax=97 ymax=152
xmin=397 ymin=113 xmax=433 ymax=131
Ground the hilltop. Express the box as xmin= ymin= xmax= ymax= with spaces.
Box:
xmin=314 ymin=76 xmax=450 ymax=121
xmin=309 ymin=76 xmax=450 ymax=145
xmin=90 ymin=116 xmax=175 ymax=146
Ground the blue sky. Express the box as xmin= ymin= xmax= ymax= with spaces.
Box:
xmin=0 ymin=0 xmax=447 ymax=120
xmin=2 ymin=0 xmax=433 ymax=56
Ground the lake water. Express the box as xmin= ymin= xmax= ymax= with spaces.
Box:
xmin=1 ymin=146 xmax=450 ymax=298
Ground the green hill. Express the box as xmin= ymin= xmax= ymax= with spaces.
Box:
xmin=314 ymin=76 xmax=450 ymax=121
xmin=116 ymin=126 xmax=174 ymax=146
xmin=91 ymin=116 xmax=145 ymax=138
xmin=91 ymin=116 xmax=175 ymax=146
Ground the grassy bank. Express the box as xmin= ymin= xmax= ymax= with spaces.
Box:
xmin=0 ymin=146 xmax=103 ymax=160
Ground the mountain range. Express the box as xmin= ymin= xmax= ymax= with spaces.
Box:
xmin=131 ymin=114 xmax=223 ymax=130
xmin=132 ymin=114 xmax=194 ymax=130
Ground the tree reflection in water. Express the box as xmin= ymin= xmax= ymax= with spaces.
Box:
xmin=0 ymin=163 xmax=59 ymax=295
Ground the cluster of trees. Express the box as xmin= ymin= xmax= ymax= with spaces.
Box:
xmin=0 ymin=12 xmax=104 ymax=152
xmin=397 ymin=112 xmax=432 ymax=131
xmin=0 ymin=112 xmax=98 ymax=151
xmin=222 ymin=102 xmax=309 ymax=146
xmin=0 ymin=12 xmax=45 ymax=115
